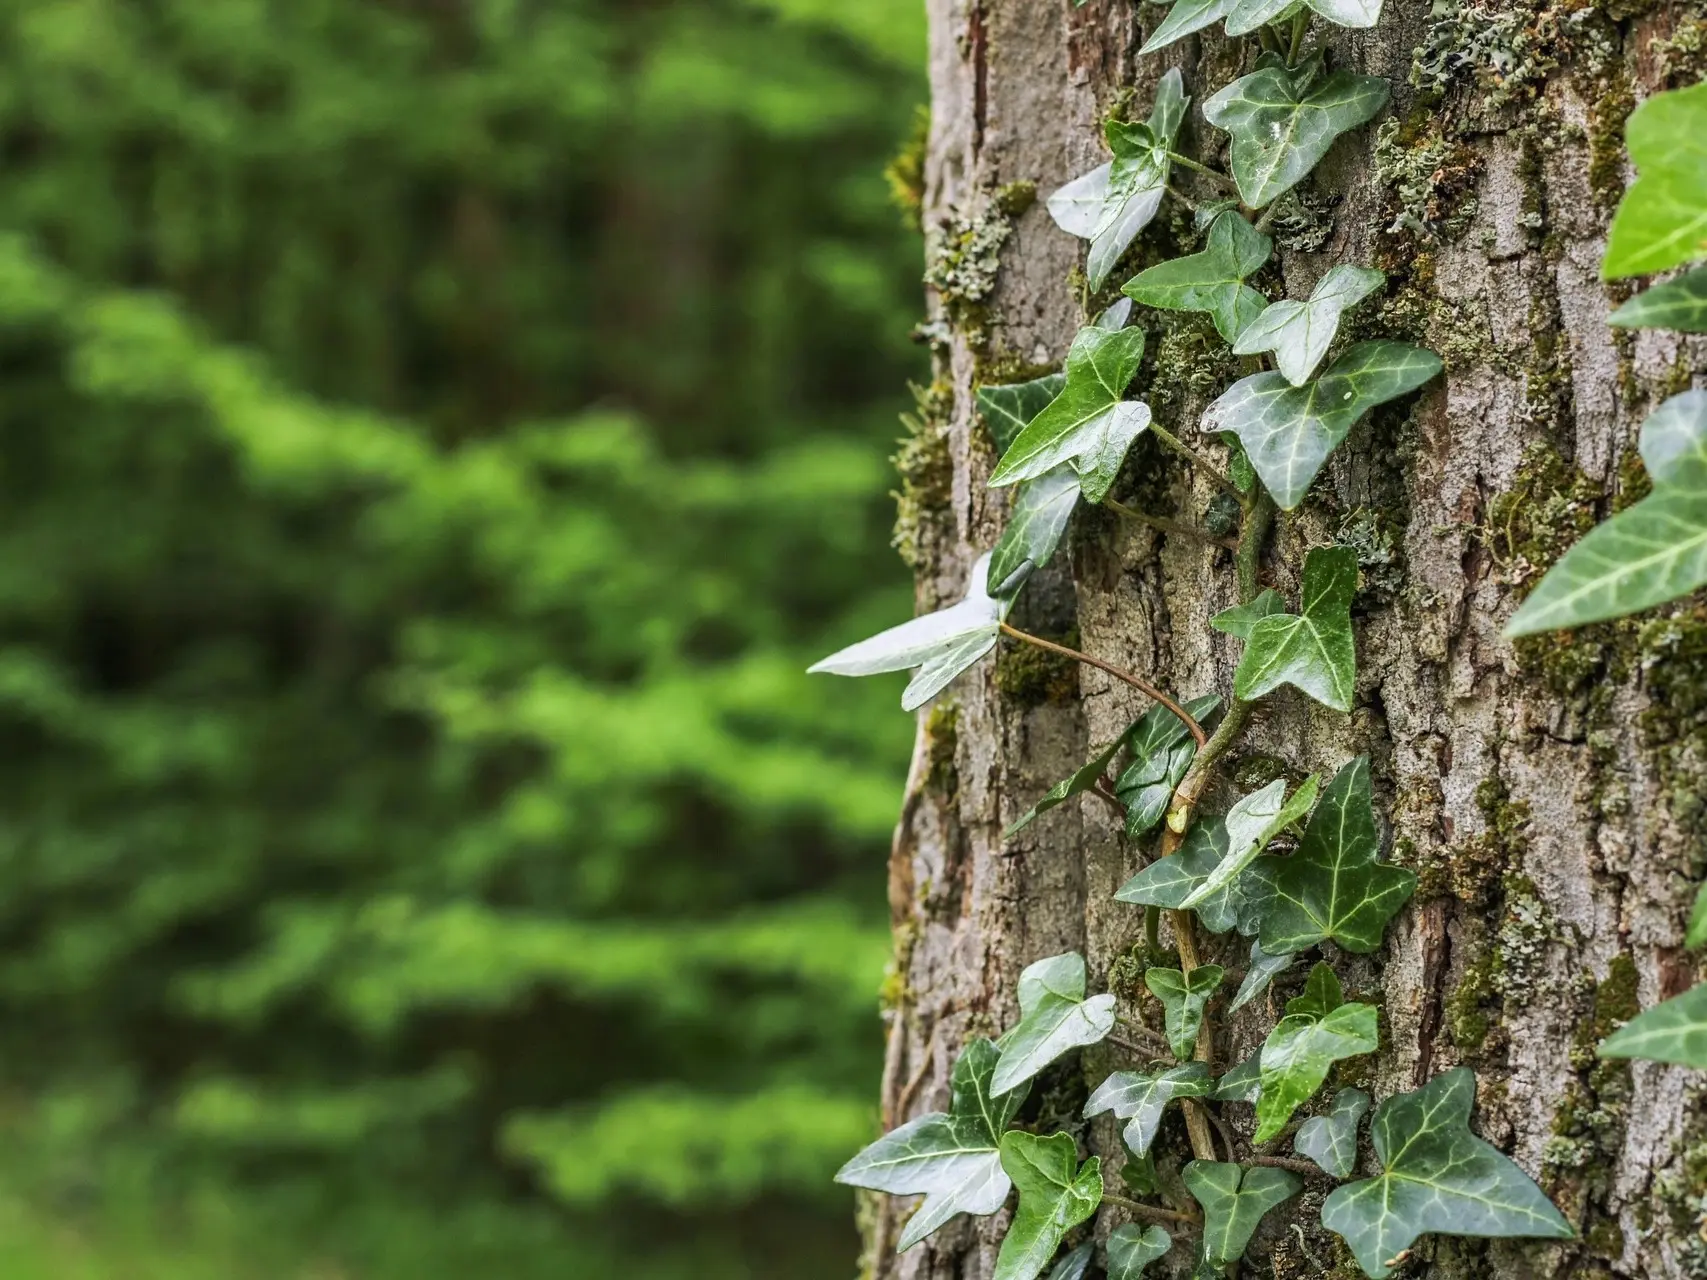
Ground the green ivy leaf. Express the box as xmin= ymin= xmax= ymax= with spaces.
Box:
xmin=1115 ymin=816 xmax=1267 ymax=935
xmin=980 ymin=375 xmax=1068 ymax=454
xmin=1084 ymin=1063 xmax=1213 ymax=1156
xmin=1252 ymin=756 xmax=1417 ymax=954
xmin=1229 ymin=938 xmax=1295 ymax=1013
xmin=1145 ymin=966 xmax=1226 ymax=1059
xmin=1255 ymin=968 xmax=1379 ymax=1142
xmin=1230 ymin=546 xmax=1358 ymax=711
xmin=835 ymin=1039 xmax=1025 ymax=1250
xmin=1689 ymin=882 xmax=1707 ymax=949
xmin=989 ymin=466 xmax=1082 ymax=597
xmin=1179 ymin=774 xmax=1320 ymax=912
xmin=1115 ymin=694 xmax=1223 ymax=837
xmin=1603 ymin=81 xmax=1707 ymax=279
xmin=1232 ymin=265 xmax=1385 ymax=384
xmin=1049 ymin=72 xmax=1190 ymax=290
xmin=1123 ymin=211 xmax=1271 ymax=343
xmin=1609 ymin=268 xmax=1707 ymax=334
xmin=989 ymin=325 xmax=1150 ymax=493
xmin=1205 ymin=341 xmax=1441 ymax=510
xmin=1107 ymin=1224 xmax=1172 ymax=1279
xmin=995 ymin=1132 xmax=1104 ymax=1280
xmin=1007 ymin=734 xmax=1127 ymax=837
xmin=1322 ymin=1068 xmax=1573 ymax=1278
xmin=1213 ymin=1049 xmax=1262 ymax=1103
xmin=1045 ymin=1242 xmax=1094 ymax=1280
xmin=1286 ymin=960 xmax=1344 ymax=1019
xmin=810 ymin=552 xmax=1011 ymax=710
xmin=1184 ymin=1161 xmax=1302 ymax=1265
xmin=1210 ymin=589 xmax=1286 ymax=639
xmin=1203 ymin=54 xmax=1389 ymax=208
xmin=1140 ymin=0 xmax=1237 ymax=54
xmin=1599 ymin=981 xmax=1707 ymax=1068
xmin=994 ymin=953 xmax=1118 ymax=1095
xmin=1505 ymin=391 xmax=1707 ymax=636
xmin=1295 ymin=1087 xmax=1370 ymax=1178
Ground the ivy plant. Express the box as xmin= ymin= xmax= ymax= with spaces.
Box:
xmin=1084 ymin=1063 xmax=1213 ymax=1156
xmin=995 ymin=1132 xmax=1102 ymax=1280
xmin=1123 ymin=210 xmax=1271 ymax=343
xmin=1107 ymin=1224 xmax=1170 ymax=1278
xmin=1183 ymin=1161 xmax=1301 ymax=1266
xmin=1253 ymin=963 xmax=1378 ymax=1141
xmin=993 ymin=952 xmax=1117 ymax=1095
xmin=1295 ymin=1087 xmax=1370 ymax=1177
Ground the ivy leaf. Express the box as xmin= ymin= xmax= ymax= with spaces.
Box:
xmin=1230 ymin=546 xmax=1358 ymax=712
xmin=1689 ymin=881 xmax=1707 ymax=950
xmin=1115 ymin=816 xmax=1268 ymax=935
xmin=980 ymin=375 xmax=1068 ymax=454
xmin=990 ymin=466 xmax=1082 ymax=597
xmin=1252 ymin=756 xmax=1417 ymax=955
xmin=1599 ymin=982 xmax=1707 ymax=1068
xmin=1295 ymin=1087 xmax=1371 ymax=1178
xmin=1286 ymin=960 xmax=1344 ymax=1019
xmin=1184 ymin=1161 xmax=1302 ymax=1266
xmin=1179 ymin=774 xmax=1320 ymax=912
xmin=1203 ymin=55 xmax=1389 ymax=209
xmin=993 ymin=952 xmax=1118 ymax=1095
xmin=1213 ymin=1049 xmax=1262 ymax=1103
xmin=1255 ymin=976 xmax=1379 ymax=1141
xmin=1084 ymin=1063 xmax=1213 ymax=1156
xmin=1603 ymin=81 xmax=1707 ymax=279
xmin=1115 ymin=694 xmax=1223 ymax=837
xmin=1140 ymin=0 xmax=1237 ymax=54
xmin=1145 ymin=966 xmax=1226 ymax=1059
xmin=1107 ymin=1224 xmax=1172 ymax=1279
xmin=1323 ymin=1069 xmax=1573 ymax=1277
xmin=1229 ymin=939 xmax=1295 ymax=1013
xmin=1609 ymin=268 xmax=1707 ymax=334
xmin=1227 ymin=0 xmax=1383 ymax=31
xmin=1045 ymin=1242 xmax=1095 ymax=1280
xmin=994 ymin=1132 xmax=1104 ymax=1280
xmin=811 ymin=552 xmax=1011 ymax=710
xmin=1123 ymin=212 xmax=1272 ymax=343
xmin=1007 ymin=733 xmax=1129 ymax=837
xmin=1505 ymin=391 xmax=1707 ymax=636
xmin=1204 ymin=341 xmax=1442 ymax=510
xmin=1233 ymin=265 xmax=1385 ymax=385
xmin=835 ymin=1039 xmax=1025 ymax=1250
xmin=1211 ymin=589 xmax=1285 ymax=639
xmin=990 ymin=325 xmax=1150 ymax=492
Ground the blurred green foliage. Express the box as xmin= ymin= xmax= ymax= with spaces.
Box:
xmin=0 ymin=0 xmax=924 ymax=1275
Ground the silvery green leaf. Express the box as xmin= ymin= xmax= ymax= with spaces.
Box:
xmin=1140 ymin=0 xmax=1237 ymax=54
xmin=980 ymin=374 xmax=1068 ymax=453
xmin=1007 ymin=733 xmax=1130 ymax=837
xmin=1233 ymin=266 xmax=1385 ymax=385
xmin=1048 ymin=164 xmax=1113 ymax=241
xmin=811 ymin=553 xmax=1011 ymax=711
xmin=1084 ymin=1063 xmax=1213 ymax=1156
xmin=990 ymin=466 xmax=1083 ymax=598
xmin=994 ymin=1133 xmax=1103 ymax=1280
xmin=1638 ymin=388 xmax=1707 ymax=487
xmin=1184 ymin=1161 xmax=1302 ymax=1265
xmin=1295 ymin=1088 xmax=1370 ymax=1178
xmin=1097 ymin=297 xmax=1136 ymax=332
xmin=1115 ymin=817 xmax=1268 ymax=936
xmin=1321 ymin=1069 xmax=1573 ymax=1278
xmin=1116 ymin=694 xmax=1223 ymax=839
xmin=1145 ymin=966 xmax=1226 ymax=1059
xmin=1224 ymin=0 xmax=1302 ymax=33
xmin=1179 ymin=774 xmax=1320 ymax=911
xmin=1124 ymin=212 xmax=1272 ymax=343
xmin=1210 ymin=589 xmax=1286 ymax=639
xmin=1255 ymin=980 xmax=1379 ymax=1141
xmin=1609 ymin=268 xmax=1707 ymax=333
xmin=1045 ymin=1242 xmax=1095 ymax=1280
xmin=1072 ymin=401 xmax=1156 ymax=503
xmin=1108 ymin=1224 xmax=1172 ymax=1279
xmin=835 ymin=1039 xmax=1025 ymax=1250
xmin=1253 ymin=756 xmax=1416 ymax=955
xmin=1308 ymin=0 xmax=1382 ymax=24
xmin=1231 ymin=546 xmax=1358 ymax=711
xmin=1603 ymin=82 xmax=1707 ymax=279
xmin=990 ymin=325 xmax=1149 ymax=489
xmin=994 ymin=952 xmax=1118 ymax=1095
xmin=1229 ymin=939 xmax=1294 ymax=1013
xmin=1204 ymin=341 xmax=1442 ymax=510
xmin=1599 ymin=981 xmax=1707 ymax=1068
xmin=1203 ymin=55 xmax=1389 ymax=208
xmin=1213 ymin=1049 xmax=1262 ymax=1103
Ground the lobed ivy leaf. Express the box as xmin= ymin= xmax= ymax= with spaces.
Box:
xmin=1140 ymin=0 xmax=1237 ymax=54
xmin=980 ymin=375 xmax=1068 ymax=454
xmin=1506 ymin=391 xmax=1707 ymax=636
xmin=1007 ymin=734 xmax=1128 ymax=837
xmin=993 ymin=953 xmax=1118 ymax=1095
xmin=1213 ymin=1049 xmax=1262 ymax=1103
xmin=1184 ymin=1161 xmax=1302 ymax=1265
xmin=1603 ymin=81 xmax=1707 ymax=279
xmin=1204 ymin=54 xmax=1389 ymax=208
xmin=1252 ymin=756 xmax=1417 ymax=954
xmin=1255 ymin=965 xmax=1379 ymax=1142
xmin=1226 ymin=0 xmax=1383 ymax=32
xmin=990 ymin=466 xmax=1082 ymax=597
xmin=1286 ymin=960 xmax=1344 ymax=1019
xmin=1123 ymin=211 xmax=1272 ymax=343
xmin=1211 ymin=589 xmax=1285 ymax=639
xmin=1609 ymin=268 xmax=1707 ymax=334
xmin=1229 ymin=938 xmax=1295 ymax=1013
xmin=1107 ymin=1224 xmax=1172 ymax=1279
xmin=1115 ymin=816 xmax=1268 ymax=936
xmin=1233 ymin=265 xmax=1385 ymax=385
xmin=995 ymin=1132 xmax=1104 ymax=1280
xmin=990 ymin=324 xmax=1151 ymax=493
xmin=1296 ymin=1088 xmax=1371 ymax=1178
xmin=1204 ymin=341 xmax=1442 ymax=510
xmin=1045 ymin=1242 xmax=1095 ymax=1280
xmin=1599 ymin=982 xmax=1707 ymax=1068
xmin=1179 ymin=774 xmax=1320 ymax=912
xmin=835 ymin=1039 xmax=1025 ymax=1250
xmin=1230 ymin=546 xmax=1358 ymax=712
xmin=810 ymin=552 xmax=1011 ymax=710
xmin=1115 ymin=694 xmax=1223 ymax=837
xmin=1145 ymin=966 xmax=1226 ymax=1059
xmin=1322 ymin=1068 xmax=1573 ymax=1277
xmin=1084 ymin=1063 xmax=1213 ymax=1156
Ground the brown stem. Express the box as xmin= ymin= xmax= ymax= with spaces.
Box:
xmin=1250 ymin=1155 xmax=1325 ymax=1176
xmin=1149 ymin=424 xmax=1241 ymax=497
xmin=998 ymin=623 xmax=1207 ymax=748
xmin=1090 ymin=778 xmax=1129 ymax=819
xmin=1101 ymin=1192 xmax=1203 ymax=1230
xmin=1103 ymin=498 xmax=1239 ymax=550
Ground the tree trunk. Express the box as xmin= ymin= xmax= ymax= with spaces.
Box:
xmin=869 ymin=2 xmax=1707 ymax=1277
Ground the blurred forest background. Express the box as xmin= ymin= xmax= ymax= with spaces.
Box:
xmin=0 ymin=1 xmax=923 ymax=1276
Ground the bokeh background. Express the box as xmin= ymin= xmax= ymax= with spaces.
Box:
xmin=0 ymin=2 xmax=925 ymax=1276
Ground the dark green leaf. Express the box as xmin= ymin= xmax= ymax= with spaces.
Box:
xmin=1115 ymin=816 xmax=1268 ymax=936
xmin=1007 ymin=734 xmax=1129 ymax=837
xmin=1211 ymin=589 xmax=1285 ymax=639
xmin=1180 ymin=775 xmax=1320 ymax=911
xmin=1107 ymin=1224 xmax=1172 ymax=1279
xmin=1599 ymin=981 xmax=1707 ymax=1068
xmin=1286 ymin=961 xmax=1344 ymax=1020
xmin=989 ymin=466 xmax=1082 ymax=597
xmin=1256 ymin=990 xmax=1379 ymax=1141
xmin=1609 ymin=268 xmax=1707 ymax=334
xmin=1084 ymin=1063 xmax=1213 ymax=1156
xmin=1321 ymin=1069 xmax=1573 ymax=1278
xmin=995 ymin=1132 xmax=1103 ymax=1280
xmin=1213 ymin=1050 xmax=1262 ymax=1103
xmin=980 ymin=374 xmax=1068 ymax=454
xmin=994 ymin=952 xmax=1118 ymax=1095
xmin=1231 ymin=546 xmax=1358 ymax=711
xmin=1123 ymin=212 xmax=1271 ymax=343
xmin=1253 ymin=756 xmax=1417 ymax=954
xmin=990 ymin=325 xmax=1150 ymax=491
xmin=1229 ymin=939 xmax=1294 ymax=1013
xmin=1045 ymin=1242 xmax=1095 ymax=1280
xmin=1140 ymin=0 xmax=1237 ymax=54
xmin=1205 ymin=342 xmax=1441 ymax=510
xmin=835 ymin=1039 xmax=1025 ymax=1250
xmin=1184 ymin=1161 xmax=1302 ymax=1265
xmin=1115 ymin=694 xmax=1223 ymax=838
xmin=1296 ymin=1088 xmax=1370 ymax=1178
xmin=1233 ymin=265 xmax=1385 ymax=384
xmin=1145 ymin=966 xmax=1226 ymax=1059
xmin=1603 ymin=82 xmax=1707 ymax=279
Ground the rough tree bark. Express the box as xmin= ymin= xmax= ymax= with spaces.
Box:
xmin=867 ymin=2 xmax=1707 ymax=1277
